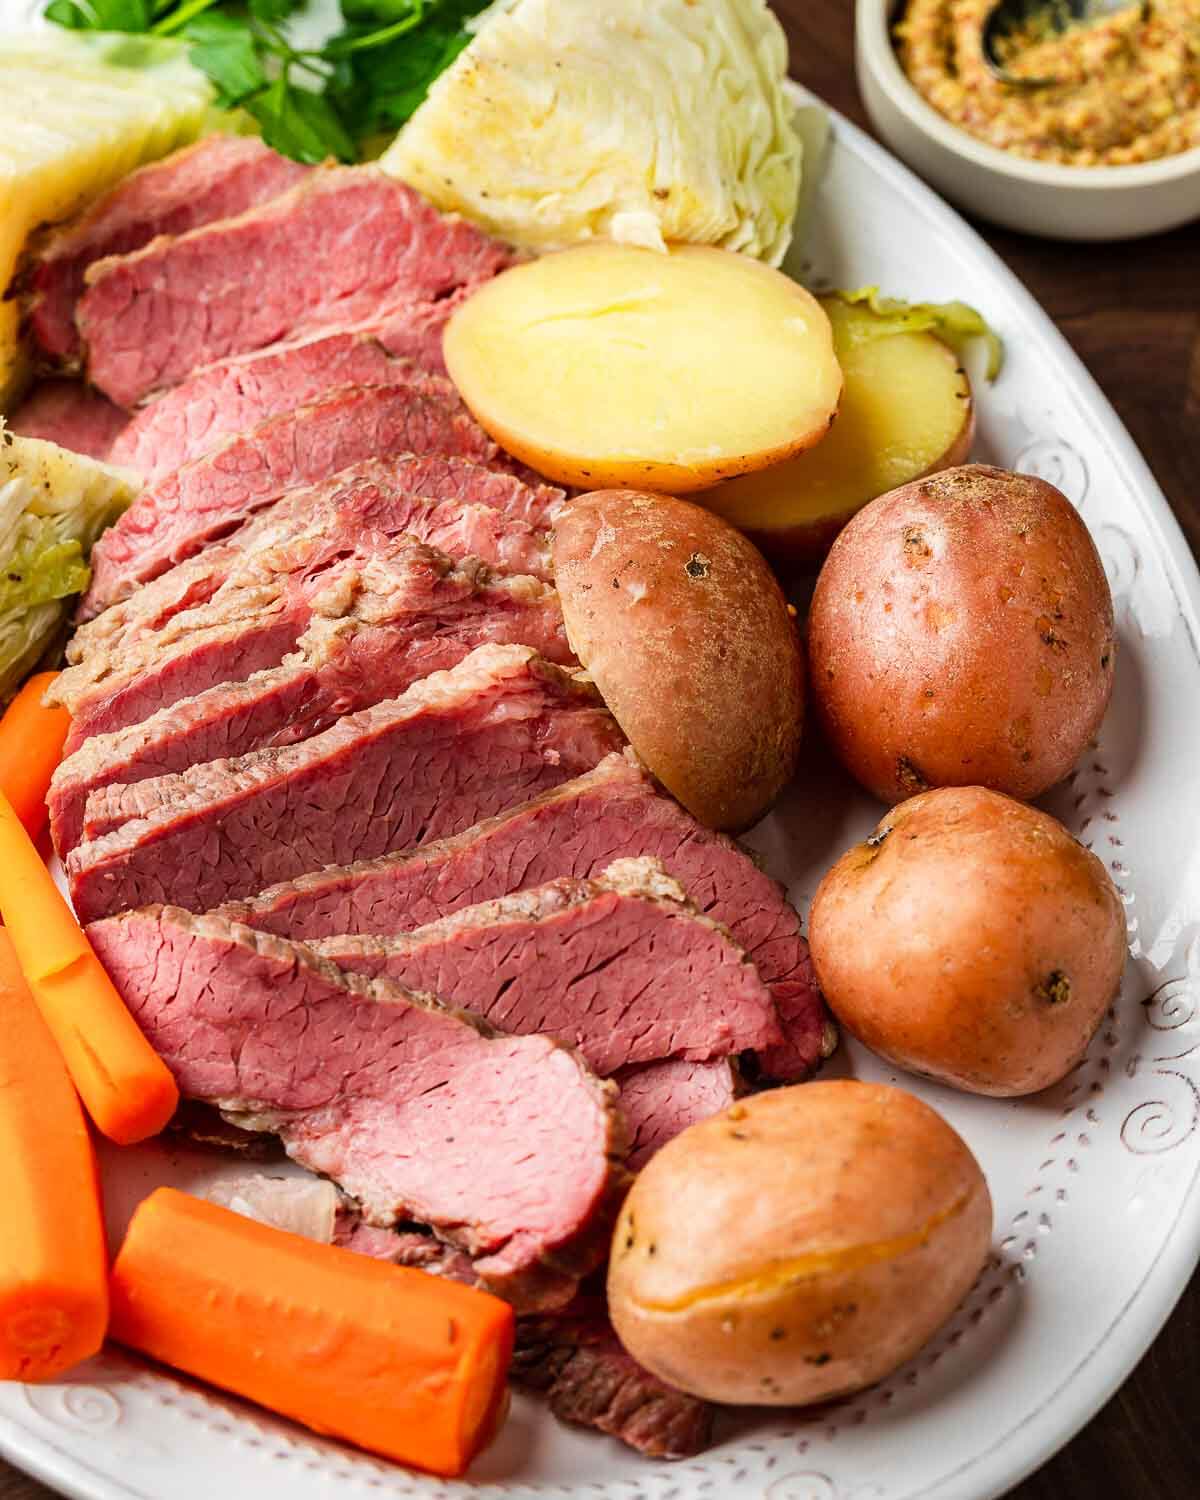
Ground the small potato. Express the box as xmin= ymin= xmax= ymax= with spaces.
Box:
xmin=608 ymin=1082 xmax=992 ymax=1406
xmin=696 ymin=294 xmax=974 ymax=564
xmin=807 ymin=464 xmax=1116 ymax=803
xmin=443 ymin=242 xmax=842 ymax=493
xmin=553 ymin=489 xmax=804 ymax=830
xmin=809 ymin=787 xmax=1127 ymax=1096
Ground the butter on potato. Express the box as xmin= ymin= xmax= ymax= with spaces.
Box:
xmin=608 ymin=1083 xmax=992 ymax=1405
xmin=443 ymin=242 xmax=842 ymax=494
xmin=809 ymin=787 xmax=1127 ymax=1097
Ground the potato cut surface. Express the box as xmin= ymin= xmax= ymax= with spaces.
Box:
xmin=444 ymin=243 xmax=841 ymax=493
xmin=697 ymin=297 xmax=972 ymax=559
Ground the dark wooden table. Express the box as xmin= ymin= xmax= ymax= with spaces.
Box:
xmin=2 ymin=5 xmax=1198 ymax=1499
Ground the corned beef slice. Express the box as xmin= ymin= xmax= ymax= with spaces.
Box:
xmin=87 ymin=906 xmax=626 ymax=1310
xmin=58 ymin=512 xmax=566 ymax=752
xmin=6 ymin=380 xmax=128 ymax=460
xmin=78 ymin=165 xmax=513 ymax=406
xmin=67 ymin=645 xmax=625 ymax=922
xmin=512 ymin=1308 xmax=715 ymax=1459
xmin=68 ymin=456 xmax=561 ymax=665
xmin=25 ymin=137 xmax=309 ymax=366
xmin=219 ymin=749 xmax=827 ymax=1081
xmin=50 ymin=557 xmax=572 ymax=852
xmin=615 ymin=1058 xmax=741 ymax=1170
xmin=109 ymin=334 xmax=452 ymax=482
xmin=80 ymin=382 xmax=513 ymax=617
xmin=311 ymin=858 xmax=781 ymax=1075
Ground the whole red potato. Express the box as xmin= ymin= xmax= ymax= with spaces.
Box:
xmin=807 ymin=464 xmax=1115 ymax=804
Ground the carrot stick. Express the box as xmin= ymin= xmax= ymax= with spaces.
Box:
xmin=0 ymin=929 xmax=109 ymax=1382
xmin=0 ymin=673 xmax=70 ymax=840
xmin=0 ymin=791 xmax=178 ymax=1145
xmin=110 ymin=1189 xmax=514 ymax=1477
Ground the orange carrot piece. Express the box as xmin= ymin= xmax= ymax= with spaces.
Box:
xmin=0 ymin=673 xmax=70 ymax=840
xmin=0 ymin=929 xmax=109 ymax=1382
xmin=110 ymin=1189 xmax=514 ymax=1477
xmin=0 ymin=791 xmax=178 ymax=1145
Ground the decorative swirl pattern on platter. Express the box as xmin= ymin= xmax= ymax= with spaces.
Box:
xmin=1013 ymin=437 xmax=1090 ymax=511
xmin=22 ymin=1381 xmax=123 ymax=1433
xmin=1121 ymin=939 xmax=1200 ymax=1155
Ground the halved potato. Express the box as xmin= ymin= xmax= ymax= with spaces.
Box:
xmin=553 ymin=489 xmax=804 ymax=831
xmin=695 ymin=296 xmax=974 ymax=562
xmin=443 ymin=243 xmax=842 ymax=493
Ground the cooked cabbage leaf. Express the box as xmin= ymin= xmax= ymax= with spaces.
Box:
xmin=829 ymin=286 xmax=1004 ymax=380
xmin=381 ymin=0 xmax=803 ymax=265
xmin=0 ymin=425 xmax=139 ymax=699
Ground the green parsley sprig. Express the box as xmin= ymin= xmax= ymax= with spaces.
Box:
xmin=43 ymin=0 xmax=491 ymax=164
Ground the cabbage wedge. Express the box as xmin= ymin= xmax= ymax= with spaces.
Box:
xmin=0 ymin=425 xmax=139 ymax=699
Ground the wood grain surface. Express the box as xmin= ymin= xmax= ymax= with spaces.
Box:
xmin=2 ymin=5 xmax=1198 ymax=1497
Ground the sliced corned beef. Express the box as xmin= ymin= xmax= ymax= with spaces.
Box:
xmin=512 ymin=1307 xmax=715 ymax=1458
xmin=310 ymin=858 xmax=781 ymax=1075
xmin=56 ymin=517 xmax=566 ymax=751
xmin=108 ymin=333 xmax=451 ymax=482
xmin=50 ymin=557 xmax=571 ymax=852
xmin=87 ymin=906 xmax=627 ymax=1310
xmin=68 ymin=455 xmax=561 ymax=666
xmin=78 ymin=165 xmax=513 ymax=406
xmin=615 ymin=1059 xmax=742 ymax=1170
xmin=217 ymin=748 xmax=830 ymax=1081
xmin=68 ymin=645 xmax=624 ymax=922
xmin=80 ymin=381 xmax=516 ymax=617
xmin=23 ymin=137 xmax=309 ymax=367
xmin=6 ymin=380 xmax=128 ymax=460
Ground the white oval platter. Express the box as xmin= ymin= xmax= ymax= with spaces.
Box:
xmin=0 ymin=15 xmax=1199 ymax=1500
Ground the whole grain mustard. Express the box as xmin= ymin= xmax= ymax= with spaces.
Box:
xmin=895 ymin=0 xmax=1200 ymax=166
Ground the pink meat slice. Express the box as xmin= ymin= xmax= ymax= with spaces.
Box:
xmin=23 ymin=137 xmax=309 ymax=366
xmin=615 ymin=1058 xmax=742 ymax=1170
xmin=67 ymin=645 xmax=625 ymax=923
xmin=5 ymin=380 xmax=129 ymax=460
xmin=87 ymin=905 xmax=627 ymax=1312
xmin=109 ymin=333 xmax=452 ymax=482
xmin=67 ymin=456 xmax=562 ymax=667
xmin=78 ymin=165 xmax=514 ymax=406
xmin=49 ymin=557 xmax=572 ymax=853
xmin=218 ymin=748 xmax=830 ymax=1082
xmin=311 ymin=858 xmax=782 ymax=1076
xmin=79 ymin=382 xmax=516 ymax=617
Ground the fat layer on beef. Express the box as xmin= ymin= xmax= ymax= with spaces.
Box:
xmin=50 ymin=551 xmax=571 ymax=852
xmin=67 ymin=455 xmax=562 ymax=674
xmin=219 ymin=748 xmax=830 ymax=1082
xmin=311 ymin=857 xmax=782 ymax=1075
xmin=80 ymin=382 xmax=520 ymax=618
xmin=67 ymin=645 xmax=625 ymax=922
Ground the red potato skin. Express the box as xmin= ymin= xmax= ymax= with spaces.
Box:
xmin=808 ymin=787 xmax=1128 ymax=1097
xmin=807 ymin=465 xmax=1116 ymax=804
xmin=553 ymin=490 xmax=804 ymax=831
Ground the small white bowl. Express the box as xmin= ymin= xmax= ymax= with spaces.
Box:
xmin=854 ymin=0 xmax=1200 ymax=239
